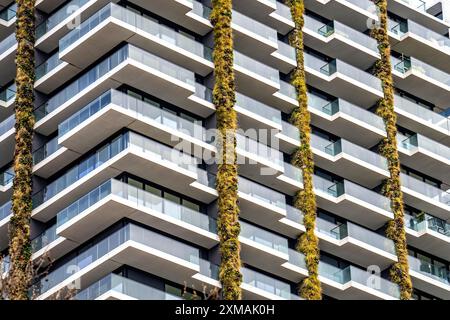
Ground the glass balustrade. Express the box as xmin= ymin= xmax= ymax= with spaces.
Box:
xmin=36 ymin=0 xmax=91 ymax=39
xmin=31 ymin=223 xmax=57 ymax=253
xmin=401 ymin=173 xmax=450 ymax=206
xmin=392 ymin=55 xmax=450 ymax=87
xmin=308 ymin=92 xmax=386 ymax=132
xmin=240 ymin=220 xmax=288 ymax=254
xmin=0 ymin=114 xmax=14 ymax=137
xmin=347 ymin=265 xmax=400 ymax=298
xmin=394 ymin=94 xmax=449 ymax=132
xmin=0 ymin=167 xmax=13 ymax=187
xmin=75 ymin=273 xmax=182 ymax=300
xmin=35 ymin=44 xmax=195 ymax=121
xmin=194 ymin=82 xmax=213 ymax=103
xmin=281 ymin=121 xmax=299 ymax=141
xmin=238 ymin=176 xmax=286 ymax=210
xmin=0 ymin=33 xmax=16 ymax=57
xmin=36 ymin=51 xmax=64 ymax=81
xmin=236 ymin=134 xmax=284 ymax=167
xmin=0 ymin=2 xmax=17 ymax=22
xmin=347 ymin=222 xmax=396 ymax=254
xmin=59 ymin=89 xmax=206 ymax=141
xmin=409 ymin=255 xmax=450 ymax=285
xmin=32 ymin=131 xmax=198 ymax=209
xmin=305 ymin=52 xmax=381 ymax=89
xmin=0 ymin=83 xmax=16 ymax=103
xmin=56 ymin=179 xmax=217 ymax=234
xmin=304 ymin=15 xmax=378 ymax=52
xmin=313 ymin=175 xmax=345 ymax=197
xmin=241 ymin=267 xmax=291 ymax=299
xmin=398 ymin=0 xmax=426 ymax=11
xmin=343 ymin=180 xmax=392 ymax=212
xmin=279 ymin=80 xmax=297 ymax=100
xmin=34 ymin=223 xmax=200 ymax=296
xmin=277 ymin=41 xmax=296 ymax=61
xmin=283 ymin=162 xmax=303 ymax=182
xmin=234 ymin=51 xmax=280 ymax=84
xmin=405 ymin=213 xmax=450 ymax=237
xmin=191 ymin=0 xmax=211 ymax=20
xmin=232 ymin=10 xmax=277 ymax=43
xmin=33 ymin=136 xmax=61 ymax=165
xmin=275 ymin=1 xmax=292 ymax=21
xmin=0 ymin=200 xmax=11 ymax=221
xmin=235 ymin=92 xmax=282 ymax=125
xmin=399 ymin=133 xmax=450 ymax=160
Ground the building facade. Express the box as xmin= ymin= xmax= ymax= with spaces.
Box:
xmin=0 ymin=0 xmax=449 ymax=300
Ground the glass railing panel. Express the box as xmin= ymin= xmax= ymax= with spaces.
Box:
xmin=236 ymin=134 xmax=284 ymax=167
xmin=338 ymin=99 xmax=386 ymax=131
xmin=194 ymin=82 xmax=213 ymax=103
xmin=232 ymin=10 xmax=277 ymax=42
xmin=307 ymin=91 xmax=338 ymax=115
xmin=313 ymin=175 xmax=344 ymax=197
xmin=31 ymin=223 xmax=57 ymax=253
xmin=410 ymin=57 xmax=450 ymax=85
xmin=0 ymin=167 xmax=13 ymax=186
xmin=408 ymin=20 xmax=450 ymax=50
xmin=341 ymin=139 xmax=388 ymax=170
xmin=241 ymin=267 xmax=291 ymax=299
xmin=347 ymin=222 xmax=395 ymax=254
xmin=75 ymin=273 xmax=182 ymax=300
xmin=36 ymin=0 xmax=91 ymax=39
xmin=35 ymin=45 xmax=129 ymax=121
xmin=416 ymin=134 xmax=450 ymax=160
xmin=191 ymin=0 xmax=211 ymax=20
xmin=287 ymin=249 xmax=307 ymax=271
xmin=0 ymin=83 xmax=16 ymax=103
xmin=336 ymin=59 xmax=381 ymax=89
xmin=36 ymin=51 xmax=64 ymax=81
xmin=311 ymin=134 xmax=342 ymax=156
xmin=277 ymin=41 xmax=296 ymax=61
xmin=238 ymin=176 xmax=286 ymax=210
xmin=394 ymin=95 xmax=449 ymax=132
xmin=275 ymin=1 xmax=292 ymax=20
xmin=234 ymin=51 xmax=280 ymax=84
xmin=199 ymin=258 xmax=220 ymax=280
xmin=304 ymin=52 xmax=334 ymax=75
xmin=33 ymin=136 xmax=61 ymax=165
xmin=0 ymin=114 xmax=14 ymax=137
xmin=240 ymin=220 xmax=288 ymax=254
xmin=236 ymin=92 xmax=282 ymax=125
xmin=0 ymin=2 xmax=17 ymax=22
xmin=409 ymin=255 xmax=450 ymax=285
xmin=343 ymin=180 xmax=392 ymax=212
xmin=35 ymin=223 xmax=200 ymax=295
xmin=425 ymin=215 xmax=450 ymax=236
xmin=0 ymin=33 xmax=16 ymax=57
xmin=404 ymin=213 xmax=427 ymax=232
xmin=283 ymin=162 xmax=303 ymax=182
xmin=349 ymin=265 xmax=400 ymax=298
xmin=398 ymin=0 xmax=426 ymax=11
xmin=0 ymin=200 xmax=11 ymax=221
xmin=279 ymin=80 xmax=296 ymax=99
xmin=286 ymin=205 xmax=303 ymax=225
xmin=319 ymin=263 xmax=350 ymax=284
xmin=334 ymin=20 xmax=378 ymax=52
xmin=401 ymin=173 xmax=450 ymax=206
xmin=281 ymin=121 xmax=299 ymax=141
xmin=316 ymin=218 xmax=348 ymax=240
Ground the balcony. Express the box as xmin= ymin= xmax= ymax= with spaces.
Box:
xmin=74 ymin=273 xmax=182 ymax=300
xmin=0 ymin=83 xmax=16 ymax=120
xmin=304 ymin=52 xmax=383 ymax=107
xmin=239 ymin=220 xmax=289 ymax=276
xmin=35 ymin=0 xmax=117 ymax=52
xmin=35 ymin=51 xmax=81 ymax=94
xmin=0 ymin=166 xmax=13 ymax=203
xmin=392 ymin=55 xmax=450 ymax=108
xmin=31 ymin=132 xmax=200 ymax=222
xmin=0 ymin=114 xmax=15 ymax=167
xmin=0 ymin=33 xmax=16 ymax=86
xmin=400 ymin=173 xmax=450 ymax=220
xmin=303 ymin=15 xmax=379 ymax=70
xmin=56 ymin=179 xmax=218 ymax=248
xmin=277 ymin=210 xmax=396 ymax=269
xmin=127 ymin=0 xmax=211 ymax=36
xmin=35 ymin=223 xmax=201 ymax=300
xmin=408 ymin=255 xmax=450 ymax=299
xmin=398 ymin=133 xmax=450 ymax=184
xmin=0 ymin=2 xmax=16 ymax=41
xmin=282 ymin=249 xmax=400 ymax=300
xmin=394 ymin=94 xmax=449 ymax=145
xmin=388 ymin=0 xmax=450 ymax=35
xmin=405 ymin=214 xmax=450 ymax=261
xmin=389 ymin=18 xmax=450 ymax=73
xmin=233 ymin=0 xmax=277 ymax=23
xmin=307 ymin=92 xmax=386 ymax=148
xmin=277 ymin=125 xmax=389 ymax=188
xmin=58 ymin=3 xmax=213 ymax=76
xmin=234 ymin=51 xmax=280 ymax=99
xmin=35 ymin=0 xmax=66 ymax=13
xmin=314 ymin=175 xmax=393 ymax=229
xmin=35 ymin=44 xmax=197 ymax=136
xmin=303 ymin=0 xmax=379 ymax=32
xmin=0 ymin=201 xmax=10 ymax=249
xmin=32 ymin=136 xmax=78 ymax=179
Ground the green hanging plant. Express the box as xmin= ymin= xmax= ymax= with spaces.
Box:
xmin=371 ymin=0 xmax=412 ymax=300
xmin=8 ymin=0 xmax=36 ymax=300
xmin=286 ymin=0 xmax=322 ymax=300
xmin=211 ymin=0 xmax=242 ymax=300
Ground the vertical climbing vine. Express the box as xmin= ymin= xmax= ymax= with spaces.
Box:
xmin=8 ymin=0 xmax=36 ymax=300
xmin=371 ymin=0 xmax=412 ymax=300
xmin=211 ymin=0 xmax=242 ymax=300
xmin=286 ymin=0 xmax=322 ymax=300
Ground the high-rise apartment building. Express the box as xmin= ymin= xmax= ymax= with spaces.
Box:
xmin=0 ymin=0 xmax=449 ymax=300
